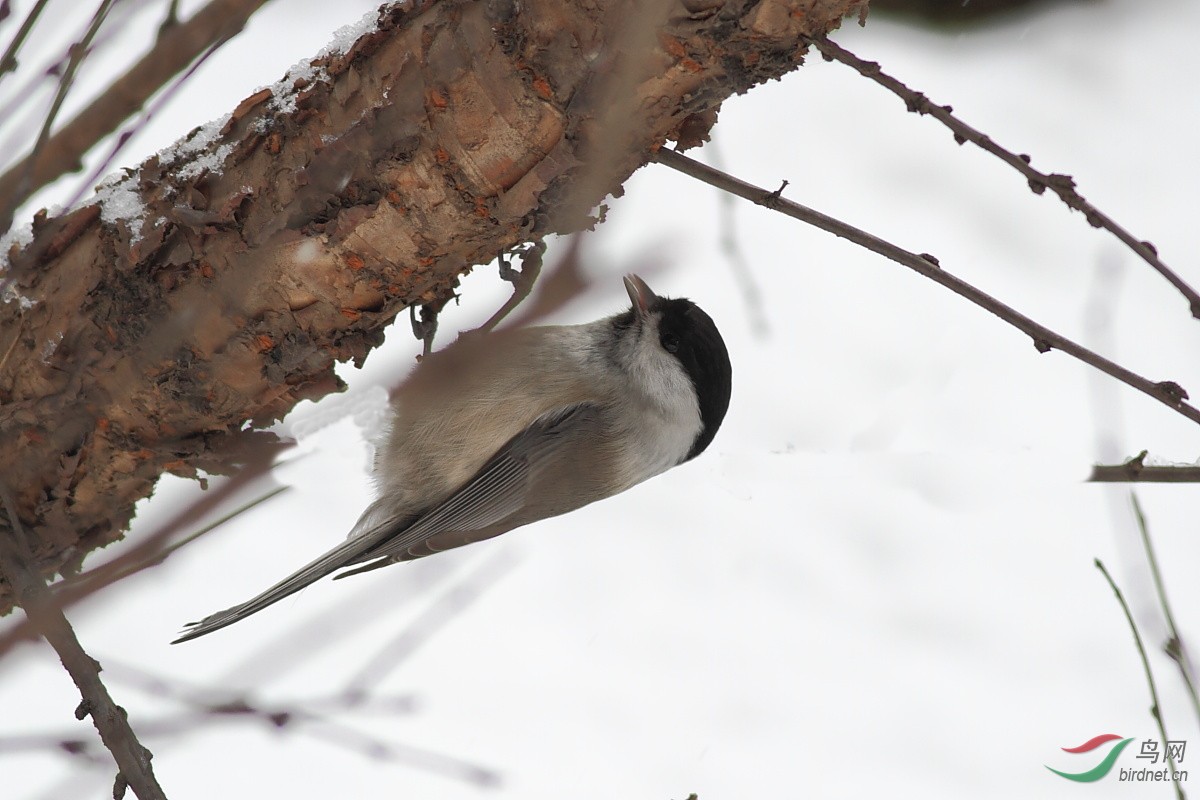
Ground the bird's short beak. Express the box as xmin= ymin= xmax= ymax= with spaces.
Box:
xmin=623 ymin=274 xmax=657 ymax=318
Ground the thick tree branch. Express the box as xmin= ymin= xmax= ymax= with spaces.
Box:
xmin=654 ymin=147 xmax=1200 ymax=427
xmin=804 ymin=34 xmax=1200 ymax=320
xmin=0 ymin=0 xmax=866 ymax=612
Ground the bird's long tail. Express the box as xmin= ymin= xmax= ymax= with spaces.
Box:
xmin=172 ymin=501 xmax=406 ymax=643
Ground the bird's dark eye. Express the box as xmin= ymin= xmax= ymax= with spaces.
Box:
xmin=660 ymin=332 xmax=680 ymax=353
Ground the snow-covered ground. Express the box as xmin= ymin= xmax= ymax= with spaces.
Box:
xmin=2 ymin=1 xmax=1197 ymax=798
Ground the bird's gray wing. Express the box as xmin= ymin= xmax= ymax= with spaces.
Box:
xmin=338 ymin=402 xmax=601 ymax=570
xmin=173 ymin=403 xmax=599 ymax=644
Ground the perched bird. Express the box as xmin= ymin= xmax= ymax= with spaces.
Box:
xmin=174 ymin=275 xmax=731 ymax=643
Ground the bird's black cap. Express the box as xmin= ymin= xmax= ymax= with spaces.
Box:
xmin=624 ymin=275 xmax=732 ymax=461
xmin=654 ymin=297 xmax=732 ymax=461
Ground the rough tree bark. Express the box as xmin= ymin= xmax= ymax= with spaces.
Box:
xmin=0 ymin=0 xmax=865 ymax=613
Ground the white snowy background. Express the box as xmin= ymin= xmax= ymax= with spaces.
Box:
xmin=1 ymin=0 xmax=1197 ymax=798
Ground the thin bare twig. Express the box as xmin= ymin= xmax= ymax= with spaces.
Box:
xmin=0 ymin=0 xmax=272 ymax=223
xmin=0 ymin=0 xmax=145 ymax=154
xmin=654 ymin=147 xmax=1200 ymax=428
xmin=1130 ymin=494 xmax=1200 ymax=728
xmin=0 ymin=0 xmax=117 ymax=232
xmin=1094 ymin=558 xmax=1184 ymax=800
xmin=0 ymin=481 xmax=168 ymax=800
xmin=0 ymin=0 xmax=51 ymax=78
xmin=804 ymin=34 xmax=1200 ymax=320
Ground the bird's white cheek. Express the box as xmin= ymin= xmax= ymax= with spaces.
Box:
xmin=612 ymin=399 xmax=702 ymax=489
xmin=609 ymin=339 xmax=704 ymax=486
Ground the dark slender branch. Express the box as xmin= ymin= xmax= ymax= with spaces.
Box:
xmin=0 ymin=0 xmax=50 ymax=78
xmin=804 ymin=34 xmax=1200 ymax=321
xmin=0 ymin=0 xmax=117 ymax=232
xmin=1089 ymin=451 xmax=1200 ymax=483
xmin=0 ymin=0 xmax=151 ymax=151
xmin=1094 ymin=558 xmax=1184 ymax=800
xmin=0 ymin=0 xmax=272 ymax=227
xmin=0 ymin=483 xmax=168 ymax=800
xmin=1130 ymin=494 xmax=1200 ymax=728
xmin=654 ymin=147 xmax=1200 ymax=427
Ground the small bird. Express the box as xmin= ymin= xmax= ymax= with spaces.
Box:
xmin=174 ymin=275 xmax=731 ymax=643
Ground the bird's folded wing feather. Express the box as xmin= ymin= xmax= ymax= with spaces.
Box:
xmin=342 ymin=402 xmax=598 ymax=568
xmin=173 ymin=403 xmax=597 ymax=643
